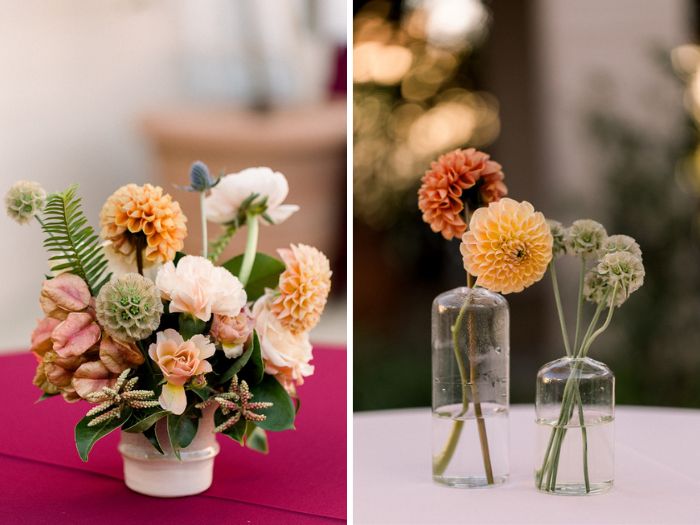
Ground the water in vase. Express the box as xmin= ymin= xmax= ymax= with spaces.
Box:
xmin=535 ymin=411 xmax=614 ymax=495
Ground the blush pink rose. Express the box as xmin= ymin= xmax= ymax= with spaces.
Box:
xmin=210 ymin=306 xmax=255 ymax=358
xmin=39 ymin=273 xmax=91 ymax=319
xmin=52 ymin=312 xmax=101 ymax=358
xmin=148 ymin=329 xmax=215 ymax=414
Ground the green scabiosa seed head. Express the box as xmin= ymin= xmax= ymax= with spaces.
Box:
xmin=95 ymin=273 xmax=163 ymax=342
xmin=567 ymin=219 xmax=607 ymax=257
xmin=5 ymin=180 xmax=46 ymax=225
xmin=547 ymin=220 xmax=568 ymax=258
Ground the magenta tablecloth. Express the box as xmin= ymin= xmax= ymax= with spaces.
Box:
xmin=0 ymin=347 xmax=347 ymax=524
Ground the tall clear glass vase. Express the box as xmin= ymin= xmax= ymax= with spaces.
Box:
xmin=431 ymin=286 xmax=509 ymax=488
xmin=535 ymin=357 xmax=615 ymax=495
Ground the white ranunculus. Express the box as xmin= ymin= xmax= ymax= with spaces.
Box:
xmin=204 ymin=167 xmax=299 ymax=225
xmin=155 ymin=255 xmax=246 ymax=322
xmin=253 ymin=294 xmax=314 ymax=393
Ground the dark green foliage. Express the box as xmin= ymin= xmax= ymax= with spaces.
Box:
xmin=587 ymin=95 xmax=700 ymax=408
xmin=75 ymin=408 xmax=131 ymax=462
xmin=222 ymin=252 xmax=285 ymax=301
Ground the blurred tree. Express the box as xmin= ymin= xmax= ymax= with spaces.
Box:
xmin=587 ymin=53 xmax=700 ymax=408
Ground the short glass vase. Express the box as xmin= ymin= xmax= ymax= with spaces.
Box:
xmin=431 ymin=286 xmax=510 ymax=488
xmin=535 ymin=356 xmax=615 ymax=495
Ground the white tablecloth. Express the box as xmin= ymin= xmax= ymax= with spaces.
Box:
xmin=354 ymin=406 xmax=700 ymax=524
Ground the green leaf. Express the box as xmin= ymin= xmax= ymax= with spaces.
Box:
xmin=222 ymin=252 xmax=285 ymax=300
xmin=240 ymin=332 xmax=264 ymax=386
xmin=35 ymin=392 xmax=58 ymax=403
xmin=75 ymin=408 xmax=131 ymax=462
xmin=142 ymin=425 xmax=165 ymax=455
xmin=217 ymin=414 xmax=246 ymax=444
xmin=123 ymin=409 xmax=168 ymax=434
xmin=219 ymin=337 xmax=255 ymax=385
xmin=178 ymin=315 xmax=207 ymax=340
xmin=249 ymin=374 xmax=295 ymax=431
xmin=40 ymin=185 xmax=111 ymax=295
xmin=189 ymin=386 xmax=211 ymax=402
xmin=167 ymin=413 xmax=198 ymax=459
xmin=245 ymin=422 xmax=269 ymax=454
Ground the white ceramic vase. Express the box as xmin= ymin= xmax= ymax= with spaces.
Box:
xmin=118 ymin=407 xmax=220 ymax=498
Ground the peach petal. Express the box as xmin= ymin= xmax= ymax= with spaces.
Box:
xmin=99 ymin=335 xmax=145 ymax=374
xmin=40 ymin=273 xmax=91 ymax=318
xmin=52 ymin=312 xmax=101 ymax=358
xmin=30 ymin=317 xmax=61 ymax=357
xmin=159 ymin=382 xmax=187 ymax=415
xmin=72 ymin=361 xmax=115 ymax=398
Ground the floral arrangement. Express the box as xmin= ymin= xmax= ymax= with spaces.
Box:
xmin=422 ymin=146 xmax=644 ymax=493
xmin=6 ymin=163 xmax=331 ymax=460
xmin=533 ymin=220 xmax=644 ymax=493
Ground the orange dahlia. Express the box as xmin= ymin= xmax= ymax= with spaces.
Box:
xmin=271 ymin=244 xmax=332 ymax=334
xmin=460 ymin=198 xmax=552 ymax=294
xmin=418 ymin=148 xmax=507 ymax=240
xmin=100 ymin=184 xmax=187 ymax=265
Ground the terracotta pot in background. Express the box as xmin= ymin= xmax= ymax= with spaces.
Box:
xmin=140 ymin=100 xmax=346 ymax=291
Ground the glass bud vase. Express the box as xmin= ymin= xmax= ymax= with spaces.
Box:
xmin=432 ymin=286 xmax=509 ymax=488
xmin=535 ymin=357 xmax=615 ymax=495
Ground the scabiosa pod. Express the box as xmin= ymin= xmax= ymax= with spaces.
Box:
xmin=567 ymin=219 xmax=607 ymax=257
xmin=95 ymin=273 xmax=163 ymax=342
xmin=5 ymin=180 xmax=46 ymax=224
xmin=547 ymin=220 xmax=569 ymax=258
xmin=585 ymin=251 xmax=645 ymax=308
xmin=600 ymin=234 xmax=642 ymax=259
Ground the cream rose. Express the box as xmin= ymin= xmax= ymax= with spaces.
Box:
xmin=148 ymin=329 xmax=215 ymax=414
xmin=204 ymin=167 xmax=299 ymax=225
xmin=253 ymin=295 xmax=313 ymax=394
xmin=155 ymin=255 xmax=247 ymax=322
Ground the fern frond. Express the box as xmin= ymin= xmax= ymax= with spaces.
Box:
xmin=40 ymin=185 xmax=111 ymax=295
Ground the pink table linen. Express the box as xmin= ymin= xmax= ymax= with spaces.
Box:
xmin=0 ymin=347 xmax=347 ymax=524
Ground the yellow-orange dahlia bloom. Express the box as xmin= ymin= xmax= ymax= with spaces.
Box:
xmin=271 ymin=244 xmax=332 ymax=334
xmin=460 ymin=198 xmax=552 ymax=294
xmin=418 ymin=148 xmax=507 ymax=240
xmin=100 ymin=184 xmax=187 ymax=264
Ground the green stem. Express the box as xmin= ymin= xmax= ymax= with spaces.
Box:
xmin=135 ymin=234 xmax=145 ymax=276
xmin=208 ymin=224 xmax=237 ymax=263
xmin=575 ymin=387 xmax=591 ymax=493
xmin=580 ymin=286 xmax=617 ymax=358
xmin=539 ymin=287 xmax=618 ymax=492
xmin=433 ymin=296 xmax=471 ymax=476
xmin=573 ymin=257 xmax=586 ymax=352
xmin=578 ymin=303 xmax=604 ymax=356
xmin=238 ymin=214 xmax=259 ymax=286
xmin=550 ymin=262 xmax=572 ymax=357
xmin=200 ymin=192 xmax=208 ymax=259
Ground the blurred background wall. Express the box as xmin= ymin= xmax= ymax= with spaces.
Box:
xmin=0 ymin=0 xmax=347 ymax=352
xmin=354 ymin=0 xmax=700 ymax=410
